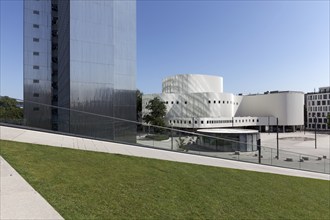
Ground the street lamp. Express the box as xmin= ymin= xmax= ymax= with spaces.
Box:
xmin=276 ymin=117 xmax=279 ymax=159
xmin=314 ymin=117 xmax=317 ymax=149
xmin=192 ymin=117 xmax=195 ymax=130
xmin=268 ymin=116 xmax=270 ymax=134
xmin=170 ymin=122 xmax=174 ymax=150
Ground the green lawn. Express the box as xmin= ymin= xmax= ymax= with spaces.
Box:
xmin=0 ymin=140 xmax=329 ymax=220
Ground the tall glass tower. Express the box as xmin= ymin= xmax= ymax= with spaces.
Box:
xmin=24 ymin=0 xmax=136 ymax=143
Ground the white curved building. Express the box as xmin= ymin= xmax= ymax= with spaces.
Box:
xmin=162 ymin=74 xmax=223 ymax=93
xmin=143 ymin=74 xmax=304 ymax=131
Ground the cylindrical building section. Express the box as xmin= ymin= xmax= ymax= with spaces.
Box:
xmin=162 ymin=74 xmax=223 ymax=94
xmin=236 ymin=92 xmax=304 ymax=126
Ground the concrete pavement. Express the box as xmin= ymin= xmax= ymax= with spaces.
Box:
xmin=0 ymin=156 xmax=63 ymax=220
xmin=260 ymin=131 xmax=330 ymax=157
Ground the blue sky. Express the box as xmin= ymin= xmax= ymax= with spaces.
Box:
xmin=1 ymin=0 xmax=329 ymax=99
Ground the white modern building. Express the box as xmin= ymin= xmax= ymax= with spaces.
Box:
xmin=143 ymin=74 xmax=304 ymax=132
xmin=305 ymin=87 xmax=330 ymax=130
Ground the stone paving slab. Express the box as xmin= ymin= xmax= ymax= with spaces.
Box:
xmin=260 ymin=132 xmax=330 ymax=157
xmin=0 ymin=156 xmax=63 ymax=220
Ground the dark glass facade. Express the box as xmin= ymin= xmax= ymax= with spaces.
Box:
xmin=24 ymin=0 xmax=52 ymax=129
xmin=24 ymin=0 xmax=136 ymax=143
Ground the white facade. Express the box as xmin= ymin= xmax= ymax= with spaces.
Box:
xmin=143 ymin=74 xmax=304 ymax=130
xmin=305 ymin=87 xmax=330 ymax=130
xmin=162 ymin=74 xmax=223 ymax=93
xmin=237 ymin=92 xmax=304 ymax=126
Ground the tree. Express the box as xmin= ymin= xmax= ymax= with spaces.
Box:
xmin=136 ymin=89 xmax=143 ymax=122
xmin=143 ymin=97 xmax=166 ymax=128
xmin=327 ymin=113 xmax=330 ymax=127
xmin=0 ymin=96 xmax=23 ymax=120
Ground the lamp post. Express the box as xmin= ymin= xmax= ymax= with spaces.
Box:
xmin=171 ymin=122 xmax=174 ymax=150
xmin=276 ymin=117 xmax=279 ymax=159
xmin=314 ymin=117 xmax=317 ymax=149
xmin=257 ymin=138 xmax=261 ymax=164
xmin=192 ymin=117 xmax=195 ymax=130
xmin=268 ymin=116 xmax=270 ymax=134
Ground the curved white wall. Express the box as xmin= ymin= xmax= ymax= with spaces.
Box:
xmin=143 ymin=93 xmax=242 ymax=118
xmin=236 ymin=92 xmax=304 ymax=125
xmin=162 ymin=74 xmax=223 ymax=94
xmin=143 ymin=74 xmax=304 ymax=129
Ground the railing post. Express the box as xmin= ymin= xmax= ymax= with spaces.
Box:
xmin=257 ymin=139 xmax=261 ymax=164
xmin=171 ymin=126 xmax=173 ymax=150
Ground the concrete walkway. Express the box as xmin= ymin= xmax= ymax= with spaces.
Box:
xmin=1 ymin=125 xmax=329 ymax=181
xmin=0 ymin=156 xmax=63 ymax=220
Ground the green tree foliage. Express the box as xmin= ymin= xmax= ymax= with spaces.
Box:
xmin=143 ymin=97 xmax=166 ymax=128
xmin=0 ymin=96 xmax=23 ymax=119
xmin=136 ymin=89 xmax=143 ymax=121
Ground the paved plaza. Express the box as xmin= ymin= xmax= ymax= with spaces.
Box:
xmin=138 ymin=131 xmax=330 ymax=156
xmin=137 ymin=131 xmax=330 ymax=174
xmin=260 ymin=131 xmax=330 ymax=157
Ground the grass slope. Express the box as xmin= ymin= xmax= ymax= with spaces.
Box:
xmin=0 ymin=140 xmax=329 ymax=219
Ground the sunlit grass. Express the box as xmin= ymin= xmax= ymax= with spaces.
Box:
xmin=1 ymin=140 xmax=329 ymax=219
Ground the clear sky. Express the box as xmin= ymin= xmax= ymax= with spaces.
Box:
xmin=1 ymin=0 xmax=329 ymax=100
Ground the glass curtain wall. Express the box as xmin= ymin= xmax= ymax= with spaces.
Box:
xmin=24 ymin=0 xmax=137 ymax=143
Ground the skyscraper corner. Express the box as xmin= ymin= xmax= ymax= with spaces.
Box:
xmin=24 ymin=0 xmax=137 ymax=142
